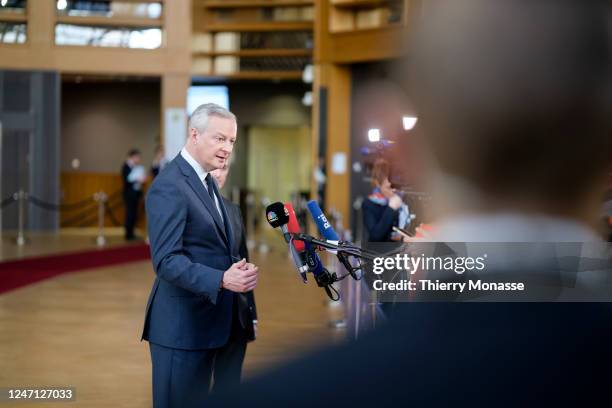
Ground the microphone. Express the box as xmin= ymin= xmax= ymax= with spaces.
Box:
xmin=285 ymin=202 xmax=336 ymax=287
xmin=306 ymin=200 xmax=339 ymax=243
xmin=265 ymin=202 xmax=308 ymax=282
xmin=266 ymin=202 xmax=291 ymax=242
xmin=306 ymin=200 xmax=362 ymax=280
xmin=283 ymin=202 xmax=305 ymax=252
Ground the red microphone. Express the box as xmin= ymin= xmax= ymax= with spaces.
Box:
xmin=284 ymin=202 xmax=305 ymax=252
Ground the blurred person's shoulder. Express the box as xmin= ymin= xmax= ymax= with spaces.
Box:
xmin=432 ymin=212 xmax=602 ymax=242
xmin=148 ymin=158 xmax=182 ymax=194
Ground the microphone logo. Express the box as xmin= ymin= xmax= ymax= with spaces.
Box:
xmin=267 ymin=211 xmax=279 ymax=223
xmin=318 ymin=214 xmax=331 ymax=230
xmin=306 ymin=252 xmax=317 ymax=269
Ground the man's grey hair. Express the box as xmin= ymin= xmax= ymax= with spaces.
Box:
xmin=189 ymin=103 xmax=236 ymax=133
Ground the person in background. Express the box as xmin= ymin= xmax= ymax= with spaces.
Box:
xmin=362 ymin=158 xmax=410 ymax=242
xmin=121 ymin=148 xmax=146 ymax=240
xmin=211 ymin=164 xmax=258 ymax=342
xmin=151 ymin=145 xmax=168 ymax=179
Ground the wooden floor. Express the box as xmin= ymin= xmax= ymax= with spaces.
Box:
xmin=0 ymin=232 xmax=345 ymax=407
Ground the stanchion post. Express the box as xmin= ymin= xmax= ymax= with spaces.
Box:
xmin=94 ymin=191 xmax=107 ymax=247
xmin=16 ymin=190 xmax=27 ymax=246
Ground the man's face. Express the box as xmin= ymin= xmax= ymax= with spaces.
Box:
xmin=131 ymin=154 xmax=142 ymax=165
xmin=191 ymin=116 xmax=237 ymax=172
xmin=211 ymin=166 xmax=229 ymax=189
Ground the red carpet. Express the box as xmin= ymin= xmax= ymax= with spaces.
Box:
xmin=0 ymin=244 xmax=151 ymax=295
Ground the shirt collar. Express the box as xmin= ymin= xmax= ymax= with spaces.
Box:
xmin=181 ymin=147 xmax=209 ymax=183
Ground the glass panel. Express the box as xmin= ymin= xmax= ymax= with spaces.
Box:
xmin=0 ymin=0 xmax=27 ymax=14
xmin=56 ymin=1 xmax=162 ymax=19
xmin=55 ymin=24 xmax=162 ymax=49
xmin=0 ymin=22 xmax=26 ymax=44
xmin=187 ymin=86 xmax=229 ymax=115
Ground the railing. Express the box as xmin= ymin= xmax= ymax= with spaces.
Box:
xmin=0 ymin=188 xmax=124 ymax=247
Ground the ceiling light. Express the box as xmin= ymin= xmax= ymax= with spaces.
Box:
xmin=402 ymin=116 xmax=418 ymax=131
xmin=368 ymin=128 xmax=381 ymax=142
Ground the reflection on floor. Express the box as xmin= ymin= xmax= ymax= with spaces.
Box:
xmin=0 ymin=231 xmax=345 ymax=408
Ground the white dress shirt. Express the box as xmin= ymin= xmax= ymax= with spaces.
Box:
xmin=180 ymin=148 xmax=224 ymax=222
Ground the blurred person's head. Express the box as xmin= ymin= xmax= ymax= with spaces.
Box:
xmin=127 ymin=149 xmax=141 ymax=165
xmin=407 ymin=0 xmax=611 ymax=225
xmin=211 ymin=164 xmax=229 ymax=189
xmin=186 ymin=103 xmax=237 ymax=172
xmin=371 ymin=158 xmax=391 ymax=188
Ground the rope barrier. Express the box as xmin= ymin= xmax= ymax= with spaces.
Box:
xmin=0 ymin=195 xmax=16 ymax=209
xmin=28 ymin=195 xmax=94 ymax=211
xmin=28 ymin=190 xmax=122 ymax=212
xmin=104 ymin=201 xmax=123 ymax=227
xmin=66 ymin=193 xmax=122 ymax=227
xmin=1 ymin=189 xmax=126 ymax=228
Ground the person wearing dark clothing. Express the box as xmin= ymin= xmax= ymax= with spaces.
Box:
xmin=212 ymin=165 xmax=258 ymax=343
xmin=122 ymin=149 xmax=145 ymax=240
xmin=151 ymin=145 xmax=168 ymax=179
xmin=143 ymin=104 xmax=259 ymax=407
xmin=363 ymin=159 xmax=409 ymax=243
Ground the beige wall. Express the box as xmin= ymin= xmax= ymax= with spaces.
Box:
xmin=223 ymin=82 xmax=312 ymax=191
xmin=61 ymin=81 xmax=161 ymax=173
xmin=247 ymin=125 xmax=312 ymax=203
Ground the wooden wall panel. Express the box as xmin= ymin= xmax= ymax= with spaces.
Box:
xmin=314 ymin=64 xmax=351 ymax=228
xmin=60 ymin=172 xmax=148 ymax=230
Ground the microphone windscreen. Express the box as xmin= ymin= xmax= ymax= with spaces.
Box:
xmin=265 ymin=202 xmax=289 ymax=228
xmin=306 ymin=200 xmax=340 ymax=241
xmin=284 ymin=202 xmax=305 ymax=252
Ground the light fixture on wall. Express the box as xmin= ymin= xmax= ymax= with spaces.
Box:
xmin=302 ymin=64 xmax=313 ymax=84
xmin=57 ymin=0 xmax=68 ymax=11
xmin=368 ymin=128 xmax=381 ymax=142
xmin=0 ymin=0 xmax=8 ymax=7
xmin=302 ymin=91 xmax=313 ymax=107
xmin=402 ymin=116 xmax=418 ymax=131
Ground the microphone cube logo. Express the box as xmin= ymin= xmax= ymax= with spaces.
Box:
xmin=267 ymin=212 xmax=278 ymax=223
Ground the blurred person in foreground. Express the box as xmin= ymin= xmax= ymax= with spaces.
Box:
xmin=121 ymin=148 xmax=146 ymax=240
xmin=210 ymin=1 xmax=612 ymax=406
xmin=143 ymin=103 xmax=259 ymax=407
xmin=211 ymin=164 xmax=258 ymax=341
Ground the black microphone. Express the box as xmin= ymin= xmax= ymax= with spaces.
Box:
xmin=265 ymin=202 xmax=308 ymax=282
xmin=265 ymin=202 xmax=291 ymax=242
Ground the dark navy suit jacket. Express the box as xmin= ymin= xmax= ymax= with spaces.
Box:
xmin=142 ymin=153 xmax=237 ymax=350
xmin=224 ymin=199 xmax=257 ymax=342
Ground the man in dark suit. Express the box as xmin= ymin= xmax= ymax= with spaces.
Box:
xmin=212 ymin=165 xmax=258 ymax=341
xmin=121 ymin=149 xmax=145 ymax=240
xmin=143 ymin=103 xmax=259 ymax=407
xmin=210 ymin=0 xmax=612 ymax=405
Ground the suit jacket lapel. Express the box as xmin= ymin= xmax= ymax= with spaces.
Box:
xmin=176 ymin=155 xmax=229 ymax=245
